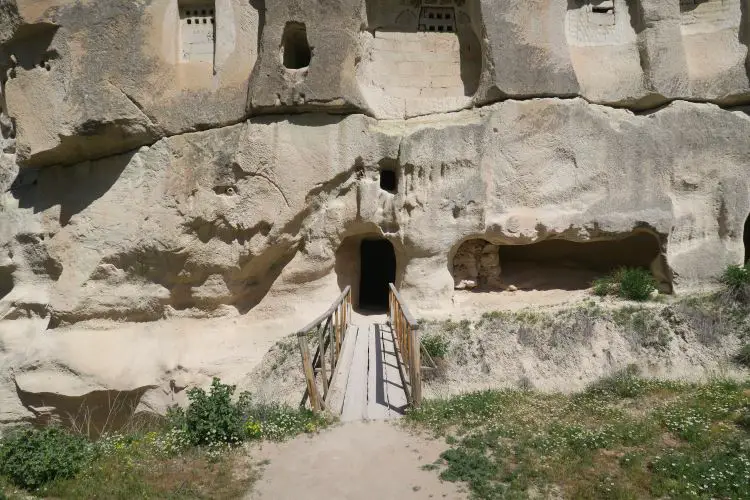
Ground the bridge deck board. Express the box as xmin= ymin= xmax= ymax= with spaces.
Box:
xmin=340 ymin=315 xmax=407 ymax=421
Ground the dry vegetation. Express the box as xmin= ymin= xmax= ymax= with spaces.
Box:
xmin=407 ymin=371 xmax=750 ymax=499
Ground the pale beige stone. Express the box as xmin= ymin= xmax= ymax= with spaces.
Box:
xmin=0 ymin=0 xmax=749 ymax=428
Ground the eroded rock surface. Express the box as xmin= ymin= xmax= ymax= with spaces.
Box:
xmin=1 ymin=0 xmax=749 ymax=427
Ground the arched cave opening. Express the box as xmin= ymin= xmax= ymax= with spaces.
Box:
xmin=282 ymin=22 xmax=311 ymax=69
xmin=744 ymin=214 xmax=750 ymax=264
xmin=452 ymin=232 xmax=665 ymax=292
xmin=359 ymin=239 xmax=396 ymax=310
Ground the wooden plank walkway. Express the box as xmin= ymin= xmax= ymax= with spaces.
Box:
xmin=340 ymin=315 xmax=408 ymax=422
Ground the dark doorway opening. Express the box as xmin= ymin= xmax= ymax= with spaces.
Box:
xmin=359 ymin=239 xmax=396 ymax=310
xmin=380 ymin=169 xmax=397 ymax=193
xmin=744 ymin=215 xmax=750 ymax=264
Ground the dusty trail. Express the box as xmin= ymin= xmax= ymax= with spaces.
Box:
xmin=245 ymin=421 xmax=466 ymax=500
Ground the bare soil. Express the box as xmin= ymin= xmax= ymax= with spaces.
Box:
xmin=245 ymin=421 xmax=466 ymax=500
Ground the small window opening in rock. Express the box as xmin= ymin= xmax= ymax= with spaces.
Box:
xmin=380 ymin=169 xmax=397 ymax=192
xmin=282 ymin=22 xmax=312 ymax=70
xmin=187 ymin=19 xmax=192 ymax=24
xmin=744 ymin=214 xmax=750 ymax=263
xmin=359 ymin=239 xmax=396 ymax=310
xmin=419 ymin=7 xmax=456 ymax=33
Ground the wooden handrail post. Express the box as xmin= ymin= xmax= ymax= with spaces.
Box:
xmin=334 ymin=307 xmax=341 ymax=360
xmin=298 ymin=332 xmax=321 ymax=413
xmin=317 ymin=325 xmax=328 ymax=398
xmin=410 ymin=324 xmax=422 ymax=406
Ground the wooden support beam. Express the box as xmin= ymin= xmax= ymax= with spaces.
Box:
xmin=298 ymin=332 xmax=320 ymax=413
xmin=318 ymin=325 xmax=328 ymax=399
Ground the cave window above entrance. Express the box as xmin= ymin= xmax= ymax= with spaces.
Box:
xmin=282 ymin=22 xmax=312 ymax=70
xmin=359 ymin=239 xmax=396 ymax=310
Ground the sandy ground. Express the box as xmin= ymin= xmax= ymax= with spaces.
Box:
xmin=245 ymin=421 xmax=466 ymax=500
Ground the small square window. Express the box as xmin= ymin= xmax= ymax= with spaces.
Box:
xmin=380 ymin=170 xmax=397 ymax=193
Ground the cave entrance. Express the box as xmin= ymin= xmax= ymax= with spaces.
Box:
xmin=744 ymin=215 xmax=750 ymax=264
xmin=452 ymin=232 xmax=666 ymax=292
xmin=359 ymin=239 xmax=396 ymax=311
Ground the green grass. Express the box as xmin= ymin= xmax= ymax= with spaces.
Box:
xmin=407 ymin=376 xmax=750 ymax=499
xmin=0 ymin=378 xmax=330 ymax=498
xmin=720 ymin=264 xmax=750 ymax=303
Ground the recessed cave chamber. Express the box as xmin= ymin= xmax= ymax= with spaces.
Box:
xmin=452 ymin=231 xmax=668 ymax=292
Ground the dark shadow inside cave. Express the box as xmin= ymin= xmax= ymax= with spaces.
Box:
xmin=359 ymin=239 xmax=396 ymax=311
xmin=453 ymin=232 xmax=664 ymax=292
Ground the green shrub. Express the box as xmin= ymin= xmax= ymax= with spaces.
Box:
xmin=735 ymin=343 xmax=750 ymax=368
xmin=720 ymin=264 xmax=750 ymax=302
xmin=618 ymin=268 xmax=657 ymax=301
xmin=168 ymin=378 xmax=248 ymax=446
xmin=591 ymin=268 xmax=656 ymax=301
xmin=422 ymin=333 xmax=449 ymax=359
xmin=592 ymin=277 xmax=614 ymax=297
xmin=0 ymin=427 xmax=93 ymax=490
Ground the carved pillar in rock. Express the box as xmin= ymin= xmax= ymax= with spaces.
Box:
xmin=634 ymin=0 xmax=690 ymax=100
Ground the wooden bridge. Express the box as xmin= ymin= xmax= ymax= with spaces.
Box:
xmin=296 ymin=284 xmax=435 ymax=420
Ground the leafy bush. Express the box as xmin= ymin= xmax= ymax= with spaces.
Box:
xmin=167 ymin=378 xmax=326 ymax=446
xmin=721 ymin=264 xmax=750 ymax=302
xmin=592 ymin=267 xmax=656 ymax=301
xmin=421 ymin=333 xmax=449 ymax=359
xmin=168 ymin=377 xmax=248 ymax=446
xmin=735 ymin=343 xmax=750 ymax=368
xmin=0 ymin=427 xmax=93 ymax=490
xmin=618 ymin=268 xmax=657 ymax=301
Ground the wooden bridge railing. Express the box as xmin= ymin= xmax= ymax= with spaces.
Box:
xmin=388 ymin=283 xmax=423 ymax=407
xmin=297 ymin=286 xmax=352 ymax=413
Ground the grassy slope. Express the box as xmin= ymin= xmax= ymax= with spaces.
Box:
xmin=406 ymin=374 xmax=750 ymax=499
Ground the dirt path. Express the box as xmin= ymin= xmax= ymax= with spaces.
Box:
xmin=245 ymin=421 xmax=466 ymax=500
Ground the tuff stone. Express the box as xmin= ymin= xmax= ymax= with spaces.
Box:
xmin=1 ymin=0 xmax=750 ymax=427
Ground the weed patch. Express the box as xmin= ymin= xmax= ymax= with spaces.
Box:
xmin=408 ymin=377 xmax=750 ymax=499
xmin=1 ymin=378 xmax=329 ymax=497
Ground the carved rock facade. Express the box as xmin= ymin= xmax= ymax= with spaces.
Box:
xmin=1 ymin=0 xmax=749 ymax=426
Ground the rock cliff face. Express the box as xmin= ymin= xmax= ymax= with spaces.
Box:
xmin=1 ymin=0 xmax=749 ymax=427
